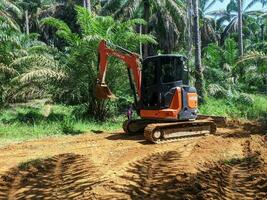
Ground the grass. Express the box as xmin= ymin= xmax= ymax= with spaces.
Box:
xmin=0 ymin=104 xmax=123 ymax=145
xmin=199 ymin=94 xmax=267 ymax=120
xmin=0 ymin=94 xmax=266 ymax=145
xmin=0 ymin=120 xmax=123 ymax=146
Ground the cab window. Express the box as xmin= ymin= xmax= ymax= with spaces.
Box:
xmin=142 ymin=60 xmax=157 ymax=87
xmin=161 ymin=57 xmax=183 ymax=83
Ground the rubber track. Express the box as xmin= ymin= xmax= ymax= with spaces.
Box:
xmin=144 ymin=120 xmax=216 ymax=144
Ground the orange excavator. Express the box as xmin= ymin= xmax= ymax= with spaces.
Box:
xmin=95 ymin=40 xmax=217 ymax=143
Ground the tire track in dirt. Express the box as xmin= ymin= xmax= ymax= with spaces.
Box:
xmin=99 ymin=139 xmax=267 ymax=200
xmin=99 ymin=150 xmax=184 ymax=199
xmin=175 ymin=139 xmax=267 ymax=200
xmin=196 ymin=157 xmax=267 ymax=200
xmin=0 ymin=153 xmax=104 ymax=200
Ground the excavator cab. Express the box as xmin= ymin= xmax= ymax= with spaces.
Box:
xmin=141 ymin=55 xmax=189 ymax=110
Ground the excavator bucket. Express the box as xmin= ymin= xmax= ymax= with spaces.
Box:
xmin=95 ymin=83 xmax=115 ymax=99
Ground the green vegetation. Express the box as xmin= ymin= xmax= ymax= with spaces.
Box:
xmin=0 ymin=104 xmax=123 ymax=144
xmin=0 ymin=94 xmax=266 ymax=144
xmin=0 ymin=0 xmax=266 ymax=144
xmin=200 ymin=94 xmax=267 ymax=120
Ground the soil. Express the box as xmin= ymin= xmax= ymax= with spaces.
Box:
xmin=0 ymin=120 xmax=266 ymax=199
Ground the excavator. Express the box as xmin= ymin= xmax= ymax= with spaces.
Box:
xmin=95 ymin=40 xmax=218 ymax=144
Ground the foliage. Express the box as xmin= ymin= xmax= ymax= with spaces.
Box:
xmin=203 ymin=38 xmax=240 ymax=97
xmin=0 ymin=18 xmax=61 ymax=105
xmin=0 ymin=0 xmax=22 ymax=30
xmin=100 ymin=0 xmax=186 ymax=54
xmin=0 ymin=93 xmax=266 ymax=145
xmin=0 ymin=104 xmax=124 ymax=145
xmin=40 ymin=6 xmax=155 ymax=120
xmin=0 ymin=0 xmax=266 ymax=131
xmin=199 ymin=94 xmax=267 ymax=120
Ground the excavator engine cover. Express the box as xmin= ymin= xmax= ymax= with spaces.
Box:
xmin=95 ymin=83 xmax=115 ymax=99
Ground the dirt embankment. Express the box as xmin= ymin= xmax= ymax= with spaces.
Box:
xmin=0 ymin=121 xmax=266 ymax=199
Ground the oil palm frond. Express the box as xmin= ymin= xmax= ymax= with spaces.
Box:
xmin=18 ymin=68 xmax=66 ymax=83
xmin=0 ymin=63 xmax=19 ymax=75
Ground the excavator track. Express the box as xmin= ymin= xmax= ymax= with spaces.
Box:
xmin=144 ymin=120 xmax=216 ymax=144
xmin=123 ymin=119 xmax=158 ymax=134
xmin=123 ymin=118 xmax=217 ymax=144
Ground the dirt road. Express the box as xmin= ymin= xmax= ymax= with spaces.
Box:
xmin=0 ymin=121 xmax=266 ymax=199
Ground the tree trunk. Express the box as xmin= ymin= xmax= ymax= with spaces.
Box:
xmin=192 ymin=0 xmax=205 ymax=103
xmin=83 ymin=0 xmax=91 ymax=12
xmin=143 ymin=0 xmax=150 ymax=58
xmin=237 ymin=0 xmax=243 ymax=57
xmin=187 ymin=0 xmax=193 ymax=60
xmin=139 ymin=25 xmax=143 ymax=58
xmin=25 ymin=10 xmax=29 ymax=35
xmin=261 ymin=24 xmax=264 ymax=43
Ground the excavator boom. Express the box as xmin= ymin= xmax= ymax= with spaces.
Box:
xmin=96 ymin=40 xmax=142 ymax=100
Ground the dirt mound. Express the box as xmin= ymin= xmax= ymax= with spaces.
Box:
xmin=0 ymin=153 xmax=103 ymax=199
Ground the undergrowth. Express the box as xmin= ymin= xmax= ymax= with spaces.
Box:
xmin=0 ymin=104 xmax=123 ymax=145
xmin=199 ymin=94 xmax=267 ymax=120
xmin=0 ymin=94 xmax=266 ymax=145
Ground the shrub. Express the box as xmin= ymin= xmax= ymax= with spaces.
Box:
xmin=207 ymin=84 xmax=227 ymax=98
xmin=60 ymin=116 xmax=76 ymax=134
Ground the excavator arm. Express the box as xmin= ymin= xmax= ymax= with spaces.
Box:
xmin=95 ymin=40 xmax=142 ymax=102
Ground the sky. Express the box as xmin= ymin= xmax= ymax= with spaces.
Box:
xmin=210 ymin=0 xmax=263 ymax=11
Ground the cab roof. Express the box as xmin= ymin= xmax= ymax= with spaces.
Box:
xmin=143 ymin=54 xmax=187 ymax=62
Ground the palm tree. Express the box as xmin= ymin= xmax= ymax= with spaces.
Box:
xmin=215 ymin=0 xmax=263 ymax=47
xmin=41 ymin=6 xmax=156 ymax=119
xmin=237 ymin=51 xmax=267 ymax=92
xmin=83 ymin=0 xmax=91 ymax=12
xmin=237 ymin=0 xmax=243 ymax=56
xmin=199 ymin=0 xmax=226 ymax=46
xmin=193 ymin=0 xmax=205 ymax=103
xmin=0 ymin=23 xmax=61 ymax=103
xmin=187 ymin=0 xmax=193 ymax=58
xmin=0 ymin=0 xmax=22 ymax=30
xmin=17 ymin=0 xmax=69 ymax=35
xmin=100 ymin=0 xmax=186 ymax=56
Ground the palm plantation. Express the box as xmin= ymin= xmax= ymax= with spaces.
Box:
xmin=0 ymin=0 xmax=266 ymax=133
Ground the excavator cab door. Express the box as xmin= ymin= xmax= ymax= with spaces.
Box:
xmin=141 ymin=55 xmax=188 ymax=110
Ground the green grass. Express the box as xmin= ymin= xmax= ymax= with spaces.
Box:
xmin=0 ymin=120 xmax=123 ymax=145
xmin=0 ymin=94 xmax=266 ymax=145
xmin=0 ymin=104 xmax=124 ymax=145
xmin=199 ymin=94 xmax=267 ymax=120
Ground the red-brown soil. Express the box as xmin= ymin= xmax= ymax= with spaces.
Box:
xmin=0 ymin=121 xmax=266 ymax=199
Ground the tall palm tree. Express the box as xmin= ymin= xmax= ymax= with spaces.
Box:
xmin=199 ymin=0 xmax=226 ymax=46
xmin=237 ymin=0 xmax=243 ymax=56
xmin=83 ymin=0 xmax=91 ymax=12
xmin=187 ymin=0 xmax=193 ymax=58
xmin=100 ymin=0 xmax=186 ymax=56
xmin=215 ymin=0 xmax=263 ymax=46
xmin=193 ymin=0 xmax=205 ymax=103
